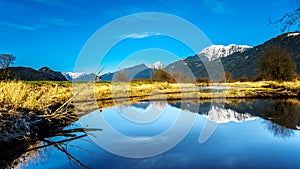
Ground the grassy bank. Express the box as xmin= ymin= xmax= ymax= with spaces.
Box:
xmin=209 ymin=81 xmax=300 ymax=98
xmin=1 ymin=80 xmax=300 ymax=112
xmin=0 ymin=81 xmax=76 ymax=162
xmin=0 ymin=81 xmax=71 ymax=112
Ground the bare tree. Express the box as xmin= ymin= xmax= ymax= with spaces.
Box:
xmin=0 ymin=54 xmax=15 ymax=69
xmin=269 ymin=0 xmax=300 ymax=32
xmin=0 ymin=54 xmax=16 ymax=80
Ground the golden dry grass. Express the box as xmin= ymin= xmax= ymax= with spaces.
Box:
xmin=1 ymin=80 xmax=300 ymax=113
xmin=0 ymin=81 xmax=72 ymax=112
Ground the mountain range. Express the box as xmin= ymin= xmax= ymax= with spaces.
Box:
xmin=198 ymin=44 xmax=251 ymax=61
xmin=63 ymin=72 xmax=99 ymax=81
xmin=0 ymin=66 xmax=67 ymax=81
xmin=99 ymin=32 xmax=300 ymax=81
xmin=2 ymin=32 xmax=298 ymax=81
xmin=222 ymin=32 xmax=300 ymax=79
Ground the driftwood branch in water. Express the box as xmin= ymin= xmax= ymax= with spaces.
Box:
xmin=26 ymin=134 xmax=87 ymax=152
xmin=24 ymin=127 xmax=102 ymax=168
xmin=60 ymin=128 xmax=102 ymax=133
xmin=43 ymin=138 xmax=91 ymax=169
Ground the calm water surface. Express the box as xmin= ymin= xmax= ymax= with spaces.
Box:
xmin=10 ymin=99 xmax=300 ymax=169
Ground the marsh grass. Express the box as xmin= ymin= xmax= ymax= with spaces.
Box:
xmin=1 ymin=80 xmax=300 ymax=114
xmin=0 ymin=81 xmax=72 ymax=112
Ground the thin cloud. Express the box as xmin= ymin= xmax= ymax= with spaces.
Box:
xmin=124 ymin=32 xmax=162 ymax=39
xmin=0 ymin=22 xmax=36 ymax=31
xmin=43 ymin=18 xmax=77 ymax=27
xmin=0 ymin=17 xmax=77 ymax=31
xmin=201 ymin=0 xmax=226 ymax=14
xmin=28 ymin=0 xmax=84 ymax=13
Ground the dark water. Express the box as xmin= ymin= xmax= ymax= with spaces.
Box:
xmin=9 ymin=99 xmax=300 ymax=169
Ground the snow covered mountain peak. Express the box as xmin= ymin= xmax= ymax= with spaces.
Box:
xmin=63 ymin=72 xmax=99 ymax=81
xmin=198 ymin=44 xmax=251 ymax=61
xmin=287 ymin=32 xmax=300 ymax=37
xmin=147 ymin=61 xmax=164 ymax=69
xmin=63 ymin=72 xmax=85 ymax=79
xmin=63 ymin=72 xmax=89 ymax=81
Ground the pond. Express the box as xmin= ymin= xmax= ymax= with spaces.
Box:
xmin=6 ymin=99 xmax=300 ymax=169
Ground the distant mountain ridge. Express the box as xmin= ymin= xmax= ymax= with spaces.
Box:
xmin=38 ymin=67 xmax=67 ymax=81
xmin=147 ymin=61 xmax=164 ymax=69
xmin=101 ymin=64 xmax=154 ymax=81
xmin=164 ymin=32 xmax=299 ymax=79
xmin=163 ymin=32 xmax=300 ymax=79
xmin=63 ymin=72 xmax=85 ymax=80
xmin=99 ymin=44 xmax=253 ymax=80
xmin=100 ymin=32 xmax=300 ymax=80
xmin=3 ymin=32 xmax=297 ymax=81
xmin=198 ymin=44 xmax=251 ymax=61
xmin=1 ymin=66 xmax=67 ymax=81
xmin=221 ymin=32 xmax=300 ymax=78
xmin=63 ymin=72 xmax=98 ymax=81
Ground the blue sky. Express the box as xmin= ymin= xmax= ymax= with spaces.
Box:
xmin=0 ymin=0 xmax=297 ymax=73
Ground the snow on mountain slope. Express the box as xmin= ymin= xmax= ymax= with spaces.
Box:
xmin=63 ymin=72 xmax=86 ymax=80
xmin=198 ymin=44 xmax=251 ymax=61
xmin=147 ymin=61 xmax=164 ymax=69
xmin=203 ymin=105 xmax=256 ymax=123
xmin=287 ymin=32 xmax=300 ymax=37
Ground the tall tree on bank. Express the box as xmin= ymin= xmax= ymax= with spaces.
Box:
xmin=259 ymin=46 xmax=295 ymax=82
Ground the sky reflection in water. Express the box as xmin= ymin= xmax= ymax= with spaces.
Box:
xmin=19 ymin=99 xmax=300 ymax=169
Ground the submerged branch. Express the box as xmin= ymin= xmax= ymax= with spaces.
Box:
xmin=26 ymin=134 xmax=87 ymax=152
xmin=26 ymin=127 xmax=102 ymax=152
xmin=42 ymin=137 xmax=91 ymax=169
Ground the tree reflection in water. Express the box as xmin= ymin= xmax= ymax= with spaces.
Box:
xmin=262 ymin=100 xmax=300 ymax=138
xmin=265 ymin=121 xmax=295 ymax=138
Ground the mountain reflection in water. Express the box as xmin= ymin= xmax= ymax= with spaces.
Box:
xmin=169 ymin=99 xmax=300 ymax=137
xmin=6 ymin=99 xmax=300 ymax=169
